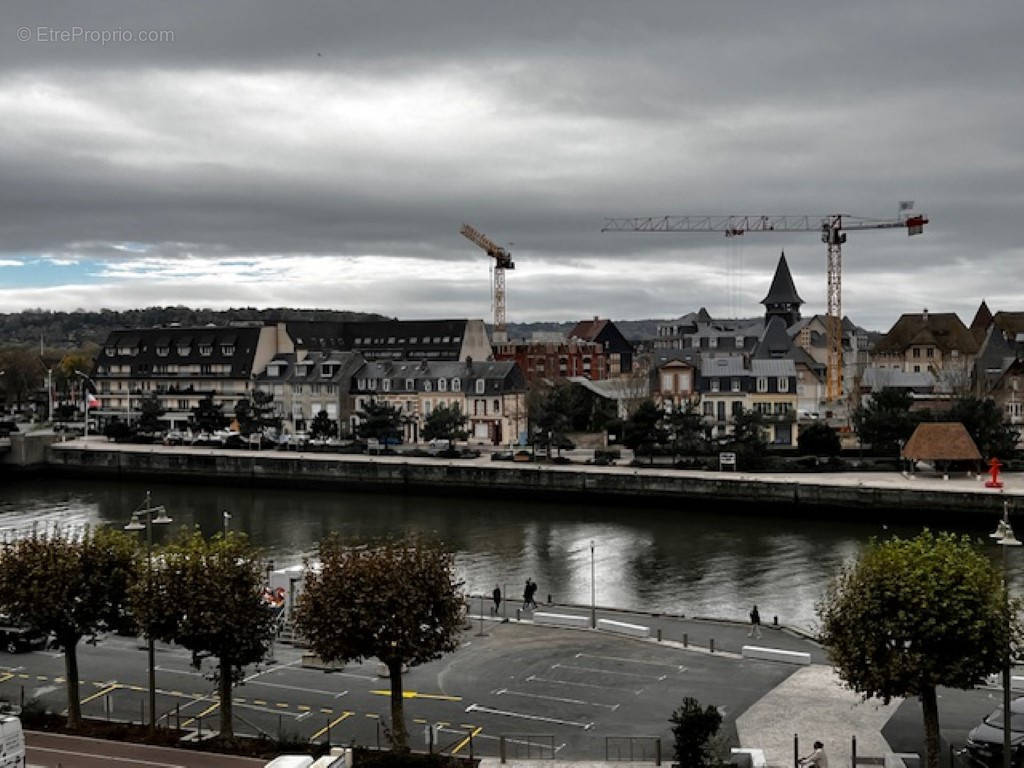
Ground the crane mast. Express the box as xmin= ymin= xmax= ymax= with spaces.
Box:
xmin=603 ymin=209 xmax=928 ymax=402
xmin=459 ymin=224 xmax=516 ymax=343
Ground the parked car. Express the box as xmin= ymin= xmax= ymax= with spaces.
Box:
xmin=162 ymin=430 xmax=185 ymax=446
xmin=965 ymin=697 xmax=1024 ymax=767
xmin=0 ymin=615 xmax=47 ymax=654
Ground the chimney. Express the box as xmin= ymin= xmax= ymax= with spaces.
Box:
xmin=593 ymin=315 xmax=599 ymax=323
xmin=922 ymin=308 xmax=929 ymax=322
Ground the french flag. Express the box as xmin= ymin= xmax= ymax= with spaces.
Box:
xmin=86 ymin=393 xmax=101 ymax=409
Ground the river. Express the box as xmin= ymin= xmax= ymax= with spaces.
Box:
xmin=0 ymin=475 xmax=1019 ymax=630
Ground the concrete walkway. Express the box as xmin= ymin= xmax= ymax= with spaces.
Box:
xmin=737 ymin=665 xmax=902 ymax=768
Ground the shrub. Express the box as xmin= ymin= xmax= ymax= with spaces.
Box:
xmin=670 ymin=696 xmax=723 ymax=768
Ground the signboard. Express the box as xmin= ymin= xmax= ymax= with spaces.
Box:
xmin=719 ymin=452 xmax=737 ymax=471
xmin=367 ymin=438 xmax=381 ymax=453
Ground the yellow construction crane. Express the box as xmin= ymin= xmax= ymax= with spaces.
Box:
xmin=459 ymin=224 xmax=515 ymax=343
xmin=602 ymin=207 xmax=928 ymax=402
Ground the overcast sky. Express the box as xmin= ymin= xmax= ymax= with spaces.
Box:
xmin=1 ymin=1 xmax=1021 ymax=331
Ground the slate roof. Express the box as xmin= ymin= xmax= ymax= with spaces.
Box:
xmin=902 ymin=422 xmax=982 ymax=462
xmin=355 ymin=359 xmax=525 ymax=394
xmin=993 ymin=312 xmax=1024 ymax=338
xmin=970 ymin=300 xmax=994 ymax=343
xmin=255 ymin=351 xmax=365 ymax=387
xmin=95 ymin=326 xmax=263 ymax=378
xmin=285 ymin=319 xmax=470 ymax=360
xmin=872 ymin=313 xmax=978 ymax=355
xmin=761 ymin=253 xmax=804 ymax=306
xmin=750 ymin=359 xmax=797 ymax=377
xmin=700 ymin=355 xmax=747 ymax=377
xmin=860 ymin=367 xmax=936 ymax=391
xmin=568 ymin=318 xmax=609 ymax=341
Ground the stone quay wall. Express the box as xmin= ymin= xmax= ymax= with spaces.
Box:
xmin=43 ymin=443 xmax=1020 ymax=519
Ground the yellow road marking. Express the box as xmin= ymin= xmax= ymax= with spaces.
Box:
xmin=253 ymin=699 xmax=267 ymax=705
xmin=276 ymin=702 xmax=289 ymax=708
xmin=181 ymin=701 xmax=219 ymax=728
xmin=0 ymin=673 xmax=14 ymax=684
xmin=451 ymin=726 xmax=483 ymax=755
xmin=308 ymin=711 xmax=352 ymax=742
xmin=365 ymin=713 xmax=379 ymax=719
xmin=368 ymin=689 xmax=462 ymax=701
xmin=36 ymin=675 xmax=47 ymax=681
xmin=234 ymin=697 xmax=246 ymax=703
xmin=80 ymin=683 xmax=119 ymax=706
xmin=320 ymin=708 xmax=333 ymax=714
xmin=171 ymin=690 xmax=183 ymax=696
xmin=413 ymin=718 xmax=427 ymax=724
xmin=298 ymin=705 xmax=311 ymax=711
xmin=17 ymin=674 xmax=28 ymax=679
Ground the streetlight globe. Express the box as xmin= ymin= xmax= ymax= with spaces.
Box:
xmin=998 ymin=531 xmax=1023 ymax=548
xmin=124 ymin=518 xmax=145 ymax=531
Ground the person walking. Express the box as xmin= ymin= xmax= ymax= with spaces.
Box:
xmin=748 ymin=604 xmax=762 ymax=639
xmin=492 ymin=585 xmax=502 ymax=614
xmin=522 ymin=578 xmax=533 ymax=611
xmin=526 ymin=579 xmax=538 ymax=610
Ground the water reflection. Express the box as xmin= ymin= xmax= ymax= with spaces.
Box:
xmin=0 ymin=475 xmax=1020 ymax=630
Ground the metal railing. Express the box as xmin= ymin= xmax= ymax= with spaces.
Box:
xmin=500 ymin=733 xmax=557 ymax=762
xmin=606 ymin=735 xmax=662 ymax=764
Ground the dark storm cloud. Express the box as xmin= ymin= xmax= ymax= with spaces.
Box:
xmin=0 ymin=0 xmax=1022 ymax=328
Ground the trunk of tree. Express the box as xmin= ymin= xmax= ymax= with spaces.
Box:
xmin=218 ymin=657 xmax=233 ymax=741
xmin=64 ymin=638 xmax=81 ymax=730
xmin=920 ymin=684 xmax=940 ymax=768
xmin=388 ymin=660 xmax=408 ymax=751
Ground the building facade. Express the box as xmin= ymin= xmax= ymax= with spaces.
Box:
xmin=493 ymin=338 xmax=607 ymax=383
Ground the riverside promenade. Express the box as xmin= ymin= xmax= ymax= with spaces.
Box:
xmin=43 ymin=438 xmax=1023 ymax=517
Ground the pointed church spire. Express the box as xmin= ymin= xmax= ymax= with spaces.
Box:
xmin=761 ymin=252 xmax=803 ymax=327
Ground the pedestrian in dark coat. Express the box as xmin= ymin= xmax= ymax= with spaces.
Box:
xmin=492 ymin=585 xmax=502 ymax=614
xmin=748 ymin=604 xmax=762 ymax=639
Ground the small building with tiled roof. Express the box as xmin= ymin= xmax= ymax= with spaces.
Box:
xmin=901 ymin=422 xmax=982 ymax=467
xmin=870 ymin=310 xmax=978 ymax=376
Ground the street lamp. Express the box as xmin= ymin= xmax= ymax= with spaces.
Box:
xmin=991 ymin=501 xmax=1021 ymax=768
xmin=590 ymin=540 xmax=597 ymax=629
xmin=124 ymin=490 xmax=172 ymax=732
xmin=73 ymin=370 xmax=97 ymax=441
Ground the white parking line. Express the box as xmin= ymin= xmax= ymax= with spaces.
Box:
xmin=552 ymin=663 xmax=666 ymax=681
xmin=494 ymin=687 xmax=619 ymax=710
xmin=526 ymin=674 xmax=638 ymax=694
xmin=465 ymin=703 xmax=592 ymax=729
xmin=245 ymin=679 xmax=348 ymax=698
xmin=575 ymin=652 xmax=687 ymax=671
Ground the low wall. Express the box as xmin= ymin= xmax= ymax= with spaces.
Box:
xmin=45 ymin=444 xmax=1018 ymax=518
xmin=1 ymin=433 xmax=59 ymax=468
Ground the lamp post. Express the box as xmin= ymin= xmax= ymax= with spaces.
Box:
xmin=73 ymin=370 xmax=97 ymax=440
xmin=125 ymin=491 xmax=172 ymax=732
xmin=590 ymin=540 xmax=596 ymax=629
xmin=991 ymin=501 xmax=1021 ymax=768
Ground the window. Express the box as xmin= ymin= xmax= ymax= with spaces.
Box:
xmin=438 ymin=378 xmax=447 ymax=392
xmin=388 ymin=337 xmax=395 ymax=344
xmin=357 ymin=379 xmax=365 ymax=391
xmin=201 ymin=364 xmax=212 ymax=375
xmin=710 ymin=379 xmax=720 ymax=393
xmin=293 ymin=384 xmax=304 ymax=395
xmin=325 ymin=385 xmax=337 ymax=395
xmin=156 ymin=346 xmax=169 ymax=357
xmin=731 ymin=379 xmax=741 ymax=393
xmin=778 ymin=377 xmax=789 ymax=392
xmin=735 ymin=336 xmax=744 ymax=348
xmin=451 ymin=378 xmax=461 ymax=392
xmin=756 ymin=377 xmax=768 ymax=393
xmin=105 ymin=346 xmax=115 ymax=357
xmin=755 ymin=402 xmax=772 ymax=415
xmin=912 ymin=347 xmax=921 ymax=358
xmin=221 ymin=345 xmax=234 ymax=356
xmin=177 ymin=399 xmax=188 ymax=410
xmin=731 ymin=400 xmax=743 ymax=416
xmin=952 ymin=349 xmax=960 ymax=359
xmin=199 ymin=344 xmax=213 ymax=356
xmin=383 ymin=379 xmax=391 ymax=392
xmin=913 ymin=365 xmax=921 ymax=373
xmin=703 ymin=401 xmax=714 ymax=416
xmin=424 ymin=380 xmax=432 ymax=392
xmin=423 ymin=401 xmax=431 ymax=415
xmin=926 ymin=347 xmax=934 ymax=358
xmin=405 ymin=378 xmax=414 ymax=391
xmin=310 ymin=384 xmax=321 ymax=394
xmin=475 ymin=379 xmax=486 ymax=394
xmin=709 ymin=337 xmax=718 ymax=348
xmin=493 ymin=399 xmax=500 ymax=413
xmin=177 ymin=345 xmax=190 ymax=356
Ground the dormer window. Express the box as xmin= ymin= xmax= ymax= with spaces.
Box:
xmin=221 ymin=345 xmax=234 ymax=356
xmin=451 ymin=378 xmax=461 ymax=392
xmin=778 ymin=377 xmax=789 ymax=392
xmin=438 ymin=378 xmax=447 ymax=392
xmin=105 ymin=346 xmax=115 ymax=357
xmin=156 ymin=346 xmax=169 ymax=357
xmin=383 ymin=379 xmax=391 ymax=392
xmin=405 ymin=378 xmax=414 ymax=390
xmin=424 ymin=380 xmax=432 ymax=392
xmin=199 ymin=344 xmax=213 ymax=356
xmin=475 ymin=379 xmax=485 ymax=394
xmin=177 ymin=345 xmax=191 ymax=356
xmin=357 ymin=378 xmax=366 ymax=391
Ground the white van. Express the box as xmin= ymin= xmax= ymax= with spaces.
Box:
xmin=0 ymin=714 xmax=24 ymax=767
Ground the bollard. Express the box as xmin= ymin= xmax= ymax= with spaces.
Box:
xmin=852 ymin=735 xmax=857 ymax=768
xmin=774 ymin=615 xmax=778 ymax=626
xmin=656 ymin=738 xmax=662 ymax=766
xmin=710 ymin=638 xmax=715 ymax=653
xmin=198 ymin=714 xmax=202 ymax=741
xmin=683 ymin=633 xmax=688 ymax=647
xmin=516 ymin=608 xmax=521 ymax=622
xmin=500 ymin=735 xmax=507 ymax=764
xmin=278 ymin=713 xmax=282 ymax=742
xmin=429 ymin=724 xmax=434 ymax=754
xmin=657 ymin=628 xmax=662 ymax=642
xmin=377 ymin=719 xmax=381 ymax=748
xmin=793 ymin=734 xmax=799 ymax=768
xmin=469 ymin=729 xmax=475 ymax=760
xmin=547 ymin=593 xmax=551 ymax=604
xmin=176 ymin=703 xmax=180 ymax=731
xmin=19 ymin=686 xmax=23 ymax=709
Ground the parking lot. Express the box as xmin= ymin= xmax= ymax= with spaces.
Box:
xmin=0 ymin=615 xmax=797 ymax=760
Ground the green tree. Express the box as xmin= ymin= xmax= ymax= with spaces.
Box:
xmin=723 ymin=408 xmax=767 ymax=468
xmin=189 ymin=392 xmax=229 ymax=434
xmin=235 ymin=390 xmax=282 ymax=437
xmin=665 ymin=402 xmax=706 ymax=460
xmin=818 ymin=531 xmax=1021 ymax=768
xmin=948 ymin=395 xmax=1019 ymax=460
xmin=309 ymin=409 xmax=338 ymax=440
xmin=852 ymin=388 xmax=918 ymax=455
xmin=528 ymin=382 xmax=572 ymax=454
xmin=135 ymin=530 xmax=276 ymax=742
xmin=669 ymin=696 xmax=723 ymax=768
xmin=422 ymin=403 xmax=468 ymax=443
xmin=0 ymin=528 xmax=138 ymax=729
xmin=356 ymin=399 xmax=403 ymax=443
xmin=136 ymin=392 xmax=166 ymax=434
xmin=797 ymin=422 xmax=841 ymax=456
xmin=623 ymin=399 xmax=667 ymax=464
xmin=294 ymin=534 xmax=464 ymax=751
xmin=0 ymin=346 xmax=44 ymax=408
xmin=103 ymin=417 xmax=132 ymax=442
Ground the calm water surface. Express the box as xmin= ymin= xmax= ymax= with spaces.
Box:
xmin=1 ymin=475 xmax=1018 ymax=630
